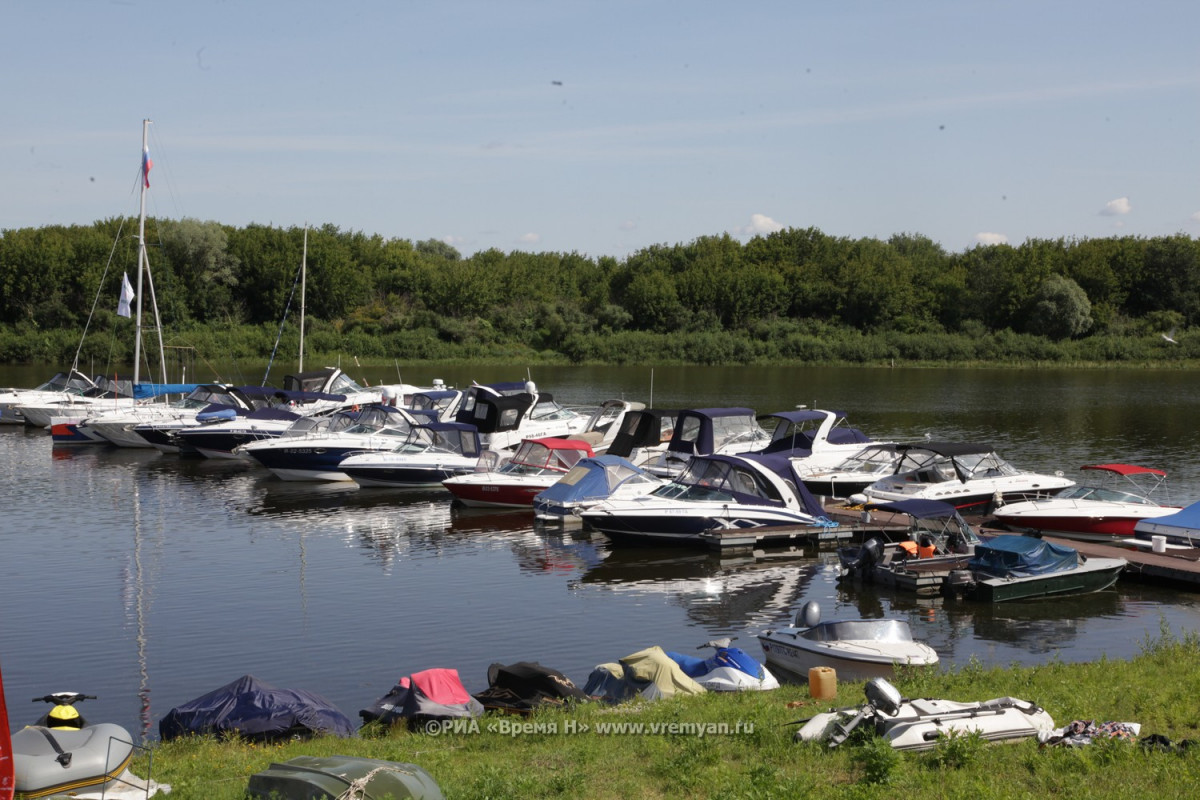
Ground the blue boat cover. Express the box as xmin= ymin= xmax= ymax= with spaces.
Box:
xmin=131 ymin=382 xmax=202 ymax=399
xmin=535 ymin=455 xmax=651 ymax=506
xmin=1135 ymin=499 xmax=1200 ymax=533
xmin=159 ymin=674 xmax=354 ymax=742
xmin=866 ymin=498 xmax=959 ymax=519
xmin=967 ymin=534 xmax=1078 ymax=578
xmin=666 ymin=647 xmax=766 ymax=680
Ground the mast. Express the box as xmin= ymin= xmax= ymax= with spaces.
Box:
xmin=299 ymin=225 xmax=307 ymax=373
xmin=134 ymin=119 xmax=150 ymax=386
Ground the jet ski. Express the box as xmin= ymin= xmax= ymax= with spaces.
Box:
xmin=666 ymin=638 xmax=780 ymax=691
xmin=7 ymin=692 xmax=148 ymax=799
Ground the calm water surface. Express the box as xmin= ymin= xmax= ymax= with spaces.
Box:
xmin=3 ymin=363 xmax=1200 ymax=741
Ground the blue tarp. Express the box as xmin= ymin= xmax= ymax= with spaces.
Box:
xmin=534 ymin=455 xmax=650 ymax=508
xmin=967 ymin=534 xmax=1078 ymax=578
xmin=131 ymin=382 xmax=202 ymax=399
xmin=1134 ymin=499 xmax=1200 ymax=535
xmin=159 ymin=674 xmax=354 ymax=742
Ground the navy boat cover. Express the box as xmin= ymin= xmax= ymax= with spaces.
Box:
xmin=159 ymin=674 xmax=354 ymax=741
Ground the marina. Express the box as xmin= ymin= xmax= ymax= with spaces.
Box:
xmin=5 ymin=363 xmax=1200 ymax=745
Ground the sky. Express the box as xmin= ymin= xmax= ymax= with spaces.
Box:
xmin=3 ymin=1 xmax=1198 ymax=259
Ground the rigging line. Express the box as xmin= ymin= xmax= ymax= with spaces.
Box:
xmin=72 ymin=218 xmax=129 ymax=374
xmin=261 ymin=257 xmax=305 ymax=386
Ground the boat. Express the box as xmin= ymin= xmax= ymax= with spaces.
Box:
xmin=793 ymin=677 xmax=1055 ymax=751
xmin=759 ymin=408 xmax=879 ymax=470
xmin=339 ymin=421 xmax=485 ymax=488
xmin=0 ymin=370 xmax=96 ymax=425
xmin=573 ymin=398 xmax=648 ymax=454
xmin=991 ymin=464 xmax=1177 ymax=541
xmin=600 ymin=407 xmax=678 ymax=469
xmin=644 ymin=407 xmax=771 ymax=478
xmin=532 ymin=454 xmax=665 ymax=521
xmin=943 ymin=534 xmax=1126 ymax=603
xmin=360 ymin=668 xmax=483 ymax=728
xmin=247 ymin=756 xmax=444 ymax=800
xmin=853 ymin=441 xmax=1075 ymax=514
xmin=837 ymin=498 xmax=982 ymax=595
xmin=238 ymin=403 xmax=421 ymax=481
xmin=8 ymin=691 xmax=154 ymax=799
xmin=666 ymin=639 xmax=780 ymax=691
xmin=71 ymin=383 xmax=259 ymax=448
xmin=451 ymin=379 xmax=589 ymax=451
xmin=583 ymin=647 xmax=708 ymax=703
xmin=441 ymin=437 xmax=596 ymax=507
xmin=795 ymin=442 xmax=911 ymax=499
xmin=579 ymin=452 xmax=831 ymax=546
xmin=1132 ymin=500 xmax=1200 ymax=548
xmin=757 ymin=601 xmax=939 ymax=682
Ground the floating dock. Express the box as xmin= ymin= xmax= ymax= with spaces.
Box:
xmin=1040 ymin=535 xmax=1200 ymax=591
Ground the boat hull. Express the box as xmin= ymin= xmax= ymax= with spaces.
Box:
xmin=444 ymin=479 xmax=554 ymax=508
xmin=758 ymin=633 xmax=938 ymax=682
xmin=583 ymin=504 xmax=818 ymax=545
xmin=947 ymin=557 xmax=1126 ymax=603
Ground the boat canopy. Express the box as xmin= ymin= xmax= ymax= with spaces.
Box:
xmin=473 ymin=661 xmax=588 ymax=714
xmin=455 ymin=386 xmax=534 ymax=432
xmin=1134 ymin=499 xmax=1200 ymax=533
xmin=583 ymin=646 xmax=706 ymax=703
xmin=607 ymin=408 xmax=678 ymax=457
xmin=131 ymin=382 xmax=203 ymax=399
xmin=535 ymin=455 xmax=656 ymax=506
xmin=1082 ymin=463 xmax=1166 ymax=477
xmin=664 ymin=408 xmax=763 ymax=456
xmin=866 ymin=498 xmax=960 ymax=519
xmin=967 ymin=534 xmax=1078 ymax=578
xmin=758 ymin=409 xmax=872 ymax=454
xmin=396 ymin=421 xmax=482 ymax=458
xmin=510 ymin=437 xmax=594 ymax=470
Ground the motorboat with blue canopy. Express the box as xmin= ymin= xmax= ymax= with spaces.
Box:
xmin=532 ymin=454 xmax=664 ymax=521
xmin=580 ymin=452 xmax=830 ymax=546
xmin=944 ymin=534 xmax=1125 ymax=602
xmin=1133 ymin=499 xmax=1200 ymax=548
xmin=170 ymin=389 xmax=349 ymax=458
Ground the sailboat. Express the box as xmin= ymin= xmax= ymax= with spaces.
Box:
xmin=41 ymin=120 xmax=199 ymax=442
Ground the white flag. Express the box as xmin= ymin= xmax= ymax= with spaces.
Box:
xmin=117 ymin=272 xmax=134 ymax=318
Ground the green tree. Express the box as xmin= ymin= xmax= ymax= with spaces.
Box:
xmin=1028 ymin=274 xmax=1092 ymax=340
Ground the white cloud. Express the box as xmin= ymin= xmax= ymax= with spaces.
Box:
xmin=518 ymin=232 xmax=541 ymax=244
xmin=974 ymin=232 xmax=1008 ymax=245
xmin=441 ymin=235 xmax=468 ymax=247
xmin=739 ymin=213 xmax=784 ymax=235
xmin=1190 ymin=211 xmax=1200 ymax=224
xmin=619 ymin=219 xmax=637 ymax=231
xmin=1100 ymin=197 xmax=1132 ymax=216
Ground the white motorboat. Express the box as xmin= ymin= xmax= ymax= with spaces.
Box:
xmin=794 ymin=677 xmax=1055 ymax=751
xmin=74 ymin=383 xmax=258 ymax=448
xmin=532 ymin=454 xmax=665 ymax=521
xmin=794 ymin=443 xmax=911 ymax=499
xmin=580 ymin=452 xmax=829 ymax=546
xmin=757 ymin=602 xmax=938 ymax=682
xmin=340 ymin=421 xmax=485 ymax=488
xmin=442 ymin=437 xmax=596 ymax=507
xmin=0 ymin=369 xmax=96 ymax=424
xmin=644 ymin=407 xmax=771 ymax=478
xmin=853 ymin=441 xmax=1075 ymax=514
xmin=992 ymin=464 xmax=1177 ymax=542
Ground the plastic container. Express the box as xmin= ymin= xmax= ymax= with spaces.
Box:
xmin=1152 ymin=535 xmax=1167 ymax=553
xmin=808 ymin=666 xmax=837 ymax=699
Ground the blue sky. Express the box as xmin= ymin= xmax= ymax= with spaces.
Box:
xmin=4 ymin=1 xmax=1198 ymax=258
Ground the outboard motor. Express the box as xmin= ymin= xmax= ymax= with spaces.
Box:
xmin=795 ymin=600 xmax=822 ymax=629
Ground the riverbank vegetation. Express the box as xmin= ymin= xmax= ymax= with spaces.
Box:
xmin=139 ymin=624 xmax=1200 ymax=799
xmin=2 ymin=219 xmax=1200 ymax=368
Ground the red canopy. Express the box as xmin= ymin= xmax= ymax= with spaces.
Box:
xmin=1081 ymin=464 xmax=1166 ymax=477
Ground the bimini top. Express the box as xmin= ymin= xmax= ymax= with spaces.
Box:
xmin=1082 ymin=464 xmax=1166 ymax=477
xmin=865 ymin=498 xmax=960 ymax=519
xmin=895 ymin=442 xmax=995 ymax=458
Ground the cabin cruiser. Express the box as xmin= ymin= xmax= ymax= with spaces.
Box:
xmin=852 ymin=441 xmax=1075 ymax=514
xmin=339 ymin=421 xmax=485 ymax=488
xmin=580 ymin=452 xmax=829 ymax=546
xmin=442 ymin=437 xmax=595 ymax=507
xmin=759 ymin=408 xmax=879 ymax=471
xmin=533 ymin=455 xmax=665 ymax=521
xmin=600 ymin=407 xmax=678 ymax=469
xmin=72 ymin=383 xmax=264 ymax=448
xmin=452 ymin=379 xmax=588 ymax=452
xmin=238 ymin=403 xmax=421 ymax=481
xmin=17 ymin=374 xmax=177 ymax=429
xmin=991 ymin=464 xmax=1177 ymax=542
xmin=795 ymin=443 xmax=915 ymax=499
xmin=758 ymin=601 xmax=938 ymax=682
xmin=0 ymin=369 xmax=96 ymax=424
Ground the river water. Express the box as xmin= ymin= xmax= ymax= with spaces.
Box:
xmin=3 ymin=363 xmax=1200 ymax=741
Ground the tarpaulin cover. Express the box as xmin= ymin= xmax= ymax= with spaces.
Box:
xmin=158 ymin=674 xmax=354 ymax=742
xmin=967 ymin=534 xmax=1079 ymax=578
xmin=583 ymin=646 xmax=706 ymax=703
xmin=359 ymin=668 xmax=483 ymax=727
xmin=473 ymin=661 xmax=588 ymax=714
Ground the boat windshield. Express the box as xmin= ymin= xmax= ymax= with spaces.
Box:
xmin=1057 ymin=485 xmax=1154 ymax=505
xmin=712 ymin=414 xmax=770 ymax=451
xmin=802 ymin=620 xmax=914 ymax=643
xmin=651 ymin=458 xmax=783 ymax=504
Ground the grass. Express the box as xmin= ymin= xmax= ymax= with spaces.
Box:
xmin=132 ymin=623 xmax=1200 ymax=799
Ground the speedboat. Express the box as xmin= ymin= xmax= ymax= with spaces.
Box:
xmin=794 ymin=677 xmax=1055 ymax=751
xmin=72 ymin=383 xmax=262 ymax=448
xmin=837 ymin=498 xmax=982 ymax=595
xmin=579 ymin=452 xmax=829 ymax=546
xmin=795 ymin=442 xmax=911 ymax=499
xmin=238 ymin=403 xmax=420 ymax=481
xmin=18 ymin=374 xmax=177 ymax=430
xmin=760 ymin=408 xmax=880 ymax=470
xmin=600 ymin=407 xmax=678 ymax=469
xmin=442 ymin=437 xmax=595 ymax=507
xmin=853 ymin=441 xmax=1075 ymax=514
xmin=532 ymin=454 xmax=665 ymax=521
xmin=573 ymin=398 xmax=648 ymax=454
xmin=943 ymin=534 xmax=1126 ymax=603
xmin=340 ymin=421 xmax=485 ymax=488
xmin=0 ymin=368 xmax=96 ymax=425
xmin=452 ymin=379 xmax=588 ymax=452
xmin=46 ymin=380 xmax=203 ymax=445
xmin=992 ymin=464 xmax=1177 ymax=542
xmin=1132 ymin=500 xmax=1200 ymax=548
xmin=758 ymin=601 xmax=939 ymax=682
xmin=644 ymin=407 xmax=771 ymax=478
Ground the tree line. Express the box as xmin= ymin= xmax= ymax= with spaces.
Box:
xmin=2 ymin=217 xmax=1199 ymax=367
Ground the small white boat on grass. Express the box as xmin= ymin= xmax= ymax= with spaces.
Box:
xmin=794 ymin=677 xmax=1055 ymax=751
xmin=758 ymin=602 xmax=938 ymax=683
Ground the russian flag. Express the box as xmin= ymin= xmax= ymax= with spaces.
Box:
xmin=142 ymin=146 xmax=153 ymax=188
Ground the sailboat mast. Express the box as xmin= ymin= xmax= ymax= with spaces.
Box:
xmin=133 ymin=118 xmax=150 ymax=386
xmin=299 ymin=225 xmax=307 ymax=373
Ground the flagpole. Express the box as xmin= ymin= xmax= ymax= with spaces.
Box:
xmin=134 ymin=118 xmax=151 ymax=387
xmin=299 ymin=224 xmax=307 ymax=373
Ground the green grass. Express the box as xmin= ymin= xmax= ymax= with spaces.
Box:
xmin=134 ymin=624 xmax=1200 ymax=799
